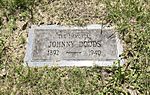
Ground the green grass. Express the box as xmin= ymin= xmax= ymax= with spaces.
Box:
xmin=0 ymin=0 xmax=150 ymax=94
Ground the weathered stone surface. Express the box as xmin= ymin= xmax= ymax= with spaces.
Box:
xmin=24 ymin=25 xmax=123 ymax=67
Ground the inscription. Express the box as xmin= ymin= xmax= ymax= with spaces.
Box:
xmin=32 ymin=29 xmax=118 ymax=61
xmin=47 ymin=40 xmax=102 ymax=48
xmin=79 ymin=41 xmax=101 ymax=47
xmin=55 ymin=31 xmax=91 ymax=39
xmin=24 ymin=25 xmax=124 ymax=67
xmin=48 ymin=41 xmax=74 ymax=48
xmin=47 ymin=49 xmax=59 ymax=56
xmin=89 ymin=50 xmax=101 ymax=56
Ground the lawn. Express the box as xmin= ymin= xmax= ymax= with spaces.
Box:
xmin=0 ymin=0 xmax=149 ymax=94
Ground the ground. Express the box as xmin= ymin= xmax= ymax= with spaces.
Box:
xmin=0 ymin=0 xmax=149 ymax=95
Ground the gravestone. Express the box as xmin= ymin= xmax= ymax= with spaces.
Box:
xmin=24 ymin=24 xmax=123 ymax=67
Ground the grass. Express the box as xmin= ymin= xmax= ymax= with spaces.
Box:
xmin=0 ymin=0 xmax=150 ymax=94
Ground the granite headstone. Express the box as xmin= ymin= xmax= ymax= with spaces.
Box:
xmin=24 ymin=25 xmax=123 ymax=67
